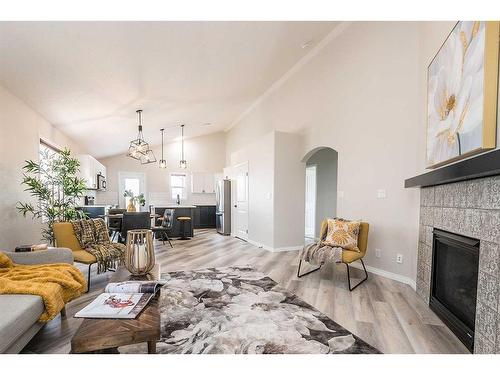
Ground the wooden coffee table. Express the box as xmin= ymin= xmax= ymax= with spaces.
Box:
xmin=70 ymin=265 xmax=161 ymax=354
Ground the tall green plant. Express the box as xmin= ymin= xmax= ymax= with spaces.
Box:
xmin=17 ymin=148 xmax=87 ymax=245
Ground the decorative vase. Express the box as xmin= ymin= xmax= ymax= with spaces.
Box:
xmin=125 ymin=229 xmax=155 ymax=276
xmin=127 ymin=201 xmax=137 ymax=212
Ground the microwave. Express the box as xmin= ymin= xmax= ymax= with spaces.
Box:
xmin=97 ymin=173 xmax=107 ymax=191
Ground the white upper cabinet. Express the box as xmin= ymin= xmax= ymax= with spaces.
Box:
xmin=77 ymin=154 xmax=106 ymax=190
xmin=94 ymin=160 xmax=106 ymax=179
xmin=191 ymin=173 xmax=216 ymax=194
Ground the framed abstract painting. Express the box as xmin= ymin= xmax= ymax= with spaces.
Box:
xmin=426 ymin=21 xmax=500 ymax=168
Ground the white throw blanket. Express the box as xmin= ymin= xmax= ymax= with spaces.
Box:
xmin=300 ymin=241 xmax=343 ymax=266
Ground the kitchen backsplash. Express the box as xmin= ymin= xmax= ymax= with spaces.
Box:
xmin=95 ymin=190 xmax=216 ymax=207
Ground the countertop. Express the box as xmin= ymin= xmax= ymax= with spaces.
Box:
xmin=77 ymin=205 xmax=112 ymax=207
xmin=154 ymin=205 xmax=197 ymax=209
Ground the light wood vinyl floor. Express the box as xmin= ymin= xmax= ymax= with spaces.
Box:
xmin=22 ymin=229 xmax=469 ymax=354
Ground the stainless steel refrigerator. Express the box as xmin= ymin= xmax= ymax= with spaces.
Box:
xmin=216 ymin=179 xmax=231 ymax=235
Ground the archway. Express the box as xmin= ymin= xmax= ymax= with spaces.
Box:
xmin=302 ymin=147 xmax=338 ymax=240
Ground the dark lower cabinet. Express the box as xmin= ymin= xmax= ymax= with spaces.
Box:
xmin=194 ymin=205 xmax=216 ymax=229
xmin=154 ymin=207 xmax=194 ymax=238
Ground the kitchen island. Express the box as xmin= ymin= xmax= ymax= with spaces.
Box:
xmin=154 ymin=205 xmax=196 ymax=238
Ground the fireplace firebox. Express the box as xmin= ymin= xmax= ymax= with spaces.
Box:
xmin=429 ymin=229 xmax=480 ymax=353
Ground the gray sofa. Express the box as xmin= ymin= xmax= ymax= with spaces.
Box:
xmin=0 ymin=248 xmax=73 ymax=353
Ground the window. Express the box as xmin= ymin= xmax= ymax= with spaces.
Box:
xmin=170 ymin=173 xmax=186 ymax=200
xmin=38 ymin=139 xmax=61 ymax=222
xmin=118 ymin=172 xmax=146 ymax=208
xmin=39 ymin=139 xmax=61 ymax=170
xmin=124 ymin=178 xmax=141 ymax=207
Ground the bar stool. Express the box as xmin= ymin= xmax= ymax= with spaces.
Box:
xmin=176 ymin=216 xmax=192 ymax=240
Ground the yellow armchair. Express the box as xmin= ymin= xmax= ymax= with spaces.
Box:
xmin=297 ymin=219 xmax=370 ymax=291
xmin=53 ymin=222 xmax=97 ymax=291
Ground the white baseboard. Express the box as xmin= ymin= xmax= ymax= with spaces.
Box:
xmin=349 ymin=262 xmax=416 ymax=290
xmin=246 ymin=239 xmax=273 ymax=251
xmin=272 ymin=245 xmax=302 ymax=252
xmin=246 ymin=239 xmax=302 ymax=253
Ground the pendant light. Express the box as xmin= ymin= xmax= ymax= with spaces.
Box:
xmin=127 ymin=109 xmax=157 ymax=165
xmin=159 ymin=128 xmax=167 ymax=169
xmin=179 ymin=124 xmax=187 ymax=169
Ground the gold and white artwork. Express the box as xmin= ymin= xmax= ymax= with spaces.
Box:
xmin=426 ymin=21 xmax=498 ymax=168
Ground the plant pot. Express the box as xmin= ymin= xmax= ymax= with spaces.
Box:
xmin=127 ymin=202 xmax=137 ymax=212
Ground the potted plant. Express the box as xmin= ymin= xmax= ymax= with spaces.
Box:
xmin=123 ymin=190 xmax=146 ymax=212
xmin=17 ymin=148 xmax=87 ymax=245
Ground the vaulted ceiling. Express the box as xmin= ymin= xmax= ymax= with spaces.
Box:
xmin=0 ymin=21 xmax=337 ymax=157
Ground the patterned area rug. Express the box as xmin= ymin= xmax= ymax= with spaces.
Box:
xmin=154 ymin=266 xmax=380 ymax=354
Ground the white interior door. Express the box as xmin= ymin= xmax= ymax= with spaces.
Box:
xmin=233 ymin=162 xmax=249 ymax=241
xmin=305 ymin=165 xmax=317 ymax=239
xmin=118 ymin=172 xmax=146 ymax=209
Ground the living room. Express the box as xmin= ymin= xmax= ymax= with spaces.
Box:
xmin=1 ymin=0 xmax=499 ymax=373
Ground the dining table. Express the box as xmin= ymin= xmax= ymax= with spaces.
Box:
xmin=99 ymin=213 xmax=160 ymax=219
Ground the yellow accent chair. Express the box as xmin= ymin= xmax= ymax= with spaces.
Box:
xmin=297 ymin=220 xmax=370 ymax=291
xmin=53 ymin=222 xmax=97 ymax=291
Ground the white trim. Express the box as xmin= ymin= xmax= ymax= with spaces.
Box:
xmin=272 ymin=245 xmax=303 ymax=252
xmin=224 ymin=22 xmax=352 ymax=132
xmin=247 ymin=239 xmax=273 ymax=252
xmin=246 ymin=239 xmax=302 ymax=253
xmin=232 ymin=161 xmax=249 ymax=241
xmin=348 ymin=262 xmax=416 ymax=290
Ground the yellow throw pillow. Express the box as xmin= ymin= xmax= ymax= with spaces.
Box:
xmin=323 ymin=218 xmax=361 ymax=252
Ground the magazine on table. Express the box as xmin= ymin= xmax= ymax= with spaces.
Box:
xmin=74 ymin=281 xmax=164 ymax=319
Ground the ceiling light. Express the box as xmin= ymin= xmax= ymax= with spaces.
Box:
xmin=127 ymin=109 xmax=157 ymax=165
xmin=159 ymin=128 xmax=167 ymax=169
xmin=179 ymin=124 xmax=187 ymax=169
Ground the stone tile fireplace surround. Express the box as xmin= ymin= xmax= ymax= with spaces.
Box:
xmin=417 ymin=175 xmax=500 ymax=353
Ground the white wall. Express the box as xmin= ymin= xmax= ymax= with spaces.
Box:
xmin=274 ymin=131 xmax=305 ymax=249
xmin=305 ymin=148 xmax=338 ymax=238
xmin=97 ymin=131 xmax=226 ymax=207
xmin=227 ymin=130 xmax=305 ymax=250
xmin=225 ymin=22 xmax=444 ymax=281
xmin=0 ymin=85 xmax=87 ymax=250
xmin=230 ymin=132 xmax=275 ymax=249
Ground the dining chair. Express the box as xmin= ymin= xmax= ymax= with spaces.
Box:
xmin=151 ymin=209 xmax=175 ymax=248
xmin=108 ymin=208 xmax=126 ymax=241
xmin=119 ymin=212 xmax=151 ymax=244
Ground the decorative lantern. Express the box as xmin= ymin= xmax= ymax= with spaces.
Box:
xmin=125 ymin=229 xmax=155 ymax=276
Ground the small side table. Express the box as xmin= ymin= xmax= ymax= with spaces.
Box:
xmin=70 ymin=264 xmax=161 ymax=354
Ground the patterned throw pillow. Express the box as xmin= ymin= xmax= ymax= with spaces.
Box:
xmin=323 ymin=218 xmax=361 ymax=252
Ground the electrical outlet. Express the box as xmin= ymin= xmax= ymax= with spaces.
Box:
xmin=377 ymin=189 xmax=387 ymax=199
xmin=396 ymin=254 xmax=403 ymax=264
xmin=375 ymin=248 xmax=381 ymax=258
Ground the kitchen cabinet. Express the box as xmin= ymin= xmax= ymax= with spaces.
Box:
xmin=191 ymin=173 xmax=216 ymax=194
xmin=77 ymin=154 xmax=106 ymax=190
xmin=193 ymin=205 xmax=216 ymax=229
xmin=154 ymin=206 xmax=195 ymax=238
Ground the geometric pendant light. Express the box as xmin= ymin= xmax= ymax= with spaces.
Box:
xmin=127 ymin=109 xmax=157 ymax=165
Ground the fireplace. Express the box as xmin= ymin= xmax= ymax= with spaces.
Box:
xmin=430 ymin=229 xmax=480 ymax=353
